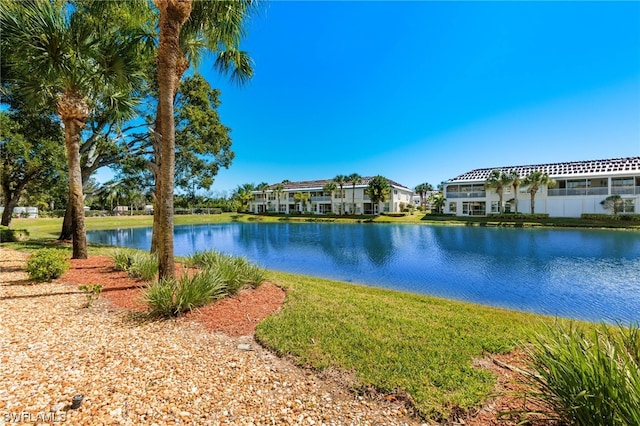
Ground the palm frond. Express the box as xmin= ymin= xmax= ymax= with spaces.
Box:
xmin=214 ymin=50 xmax=254 ymax=85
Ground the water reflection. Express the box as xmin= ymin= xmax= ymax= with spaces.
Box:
xmin=87 ymin=223 xmax=640 ymax=324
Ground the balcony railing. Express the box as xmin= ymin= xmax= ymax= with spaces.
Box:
xmin=611 ymin=186 xmax=640 ymax=195
xmin=548 ymin=187 xmax=633 ymax=196
xmin=446 ymin=191 xmax=486 ymax=198
xmin=310 ymin=196 xmax=331 ymax=202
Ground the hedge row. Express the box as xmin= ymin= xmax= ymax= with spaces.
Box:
xmin=486 ymin=213 xmax=550 ymax=220
xmin=581 ymin=213 xmax=640 ymax=221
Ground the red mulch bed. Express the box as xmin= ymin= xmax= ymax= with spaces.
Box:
xmin=62 ymin=256 xmax=286 ymax=336
xmin=59 ymin=255 xmax=554 ymax=425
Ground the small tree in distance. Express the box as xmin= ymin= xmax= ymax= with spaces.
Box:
xmin=600 ymin=195 xmax=623 ymax=215
xmin=523 ymin=171 xmax=556 ymax=214
xmin=366 ymin=175 xmax=391 ymax=215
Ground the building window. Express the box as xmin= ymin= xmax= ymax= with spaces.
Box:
xmin=463 ymin=201 xmax=486 ymax=216
xmin=612 ymin=177 xmax=636 ymax=195
xmin=622 ymin=199 xmax=635 ymax=213
xmin=449 ymin=202 xmax=457 ymax=213
xmin=490 ymin=201 xmax=499 ymax=213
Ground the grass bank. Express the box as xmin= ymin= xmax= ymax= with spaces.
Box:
xmin=256 ymin=271 xmax=552 ymax=420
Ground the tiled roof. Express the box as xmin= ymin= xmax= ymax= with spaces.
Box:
xmin=447 ymin=157 xmax=640 ymax=183
xmin=258 ymin=177 xmax=411 ymax=192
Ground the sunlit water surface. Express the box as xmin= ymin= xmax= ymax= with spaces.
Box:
xmin=88 ymin=223 xmax=640 ymax=324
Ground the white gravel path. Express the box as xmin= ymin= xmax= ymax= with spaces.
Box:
xmin=0 ymin=247 xmax=420 ymax=425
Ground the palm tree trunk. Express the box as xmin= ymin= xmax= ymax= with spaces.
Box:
xmin=150 ymin=34 xmax=190 ymax=254
xmin=60 ymin=110 xmax=88 ymax=259
xmin=60 ymin=162 xmax=95 ymax=241
xmin=530 ymin=191 xmax=536 ymax=214
xmin=352 ymin=185 xmax=356 ymax=215
xmin=150 ymin=115 xmax=162 ymax=254
xmin=155 ymin=0 xmax=192 ymax=280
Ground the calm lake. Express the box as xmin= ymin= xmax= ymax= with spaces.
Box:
xmin=87 ymin=223 xmax=640 ymax=324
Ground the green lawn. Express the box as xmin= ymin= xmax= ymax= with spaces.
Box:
xmin=256 ymin=271 xmax=551 ymax=420
xmin=2 ymin=213 xmax=614 ymax=420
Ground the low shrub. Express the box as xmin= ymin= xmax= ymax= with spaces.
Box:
xmin=525 ymin=321 xmax=640 ymax=425
xmin=144 ymin=268 xmax=227 ymax=317
xmin=380 ymin=212 xmax=406 ymax=217
xmin=26 ymin=248 xmax=70 ymax=282
xmin=111 ymin=249 xmax=136 ymax=271
xmin=111 ymin=249 xmax=157 ymax=281
xmin=186 ymin=250 xmax=265 ymax=294
xmin=78 ymin=283 xmax=103 ymax=308
xmin=0 ymin=228 xmax=29 ymax=242
xmin=127 ymin=252 xmax=158 ymax=281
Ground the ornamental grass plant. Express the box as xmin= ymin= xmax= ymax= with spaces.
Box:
xmin=111 ymin=249 xmax=136 ymax=271
xmin=186 ymin=250 xmax=265 ymax=294
xmin=110 ymin=249 xmax=158 ymax=281
xmin=144 ymin=268 xmax=227 ymax=317
xmin=127 ymin=253 xmax=158 ymax=281
xmin=525 ymin=321 xmax=640 ymax=425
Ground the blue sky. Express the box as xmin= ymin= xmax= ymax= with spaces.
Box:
xmin=105 ymin=1 xmax=640 ymax=194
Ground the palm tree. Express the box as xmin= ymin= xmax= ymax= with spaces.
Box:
xmin=0 ymin=1 xmax=145 ymax=259
xmin=293 ymin=192 xmax=310 ymax=213
xmin=153 ymin=0 xmax=255 ymax=279
xmin=414 ymin=182 xmax=434 ymax=210
xmin=347 ymin=173 xmax=363 ymax=215
xmin=333 ymin=174 xmax=348 ymax=215
xmin=232 ymin=183 xmax=255 ymax=212
xmin=508 ymin=170 xmax=522 ymax=213
xmin=366 ymin=175 xmax=391 ymax=215
xmin=414 ymin=184 xmax=426 ymax=210
xmin=484 ymin=170 xmax=513 ymax=214
xmin=256 ymin=182 xmax=270 ymax=213
xmin=273 ymin=184 xmax=285 ymax=213
xmin=523 ymin=171 xmax=556 ymax=214
xmin=323 ymin=181 xmax=338 ymax=214
xmin=429 ymin=192 xmax=446 ymax=214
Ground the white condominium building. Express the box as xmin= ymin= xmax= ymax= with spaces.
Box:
xmin=443 ymin=157 xmax=640 ymax=217
xmin=249 ymin=177 xmax=414 ymax=215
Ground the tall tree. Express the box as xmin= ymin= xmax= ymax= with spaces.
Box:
xmin=0 ymin=111 xmax=65 ymax=227
xmin=175 ymin=74 xmax=235 ymax=197
xmin=0 ymin=0 xmax=145 ymax=258
xmin=333 ymin=174 xmax=347 ymax=215
xmin=256 ymin=182 xmax=270 ymax=213
xmin=429 ymin=192 xmax=446 ymax=214
xmin=273 ymin=184 xmax=285 ymax=213
xmin=54 ymin=0 xmax=156 ymax=241
xmin=414 ymin=182 xmax=433 ymax=210
xmin=414 ymin=183 xmax=426 ymax=210
xmin=293 ymin=192 xmax=310 ymax=213
xmin=231 ymin=183 xmax=255 ymax=212
xmin=523 ymin=171 xmax=556 ymax=214
xmin=152 ymin=0 xmax=254 ymax=278
xmin=508 ymin=170 xmax=522 ymax=213
xmin=348 ymin=173 xmax=363 ymax=215
xmin=366 ymin=175 xmax=391 ymax=215
xmin=484 ymin=170 xmax=512 ymax=214
xmin=323 ymin=181 xmax=338 ymax=214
